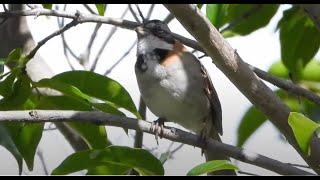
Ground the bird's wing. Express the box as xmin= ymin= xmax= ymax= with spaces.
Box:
xmin=199 ymin=61 xmax=223 ymax=135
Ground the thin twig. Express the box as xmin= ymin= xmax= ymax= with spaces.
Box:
xmin=128 ymin=4 xmax=141 ymax=23
xmin=56 ymin=5 xmax=76 ymax=70
xmin=90 ymin=7 xmax=129 ymax=71
xmin=0 ymin=110 xmax=313 ymax=175
xmin=135 ymin=4 xmax=145 ymax=22
xmin=248 ymin=64 xmax=320 ymax=106
xmin=237 ymin=170 xmax=259 ymax=176
xmin=37 ymin=150 xmax=49 ymax=175
xmin=163 ymin=13 xmax=174 ymax=24
xmin=286 ymin=163 xmax=311 ymax=169
xmin=26 ymin=15 xmax=80 ymax=60
xmin=146 ymin=4 xmax=155 ymax=20
xmin=104 ymin=41 xmax=136 ymax=75
xmin=83 ymin=4 xmax=97 ymax=15
xmin=82 ymin=23 xmax=102 ymax=68
xmin=2 ymin=4 xmax=8 ymax=11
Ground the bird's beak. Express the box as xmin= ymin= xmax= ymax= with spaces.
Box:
xmin=135 ymin=26 xmax=146 ymax=38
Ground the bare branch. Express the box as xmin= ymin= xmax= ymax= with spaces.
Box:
xmin=2 ymin=4 xmax=8 ymax=11
xmin=164 ymin=4 xmax=320 ymax=173
xmin=163 ymin=13 xmax=175 ymax=24
xmin=248 ymin=64 xmax=320 ymax=106
xmin=128 ymin=4 xmax=141 ymax=23
xmin=26 ymin=12 xmax=80 ymax=61
xmin=90 ymin=7 xmax=129 ymax=71
xmin=83 ymin=4 xmax=97 ymax=15
xmin=146 ymin=4 xmax=155 ymax=20
xmin=134 ymin=96 xmax=146 ymax=149
xmin=104 ymin=40 xmax=136 ymax=75
xmin=135 ymin=4 xmax=145 ymax=22
xmin=0 ymin=110 xmax=313 ymax=175
xmin=37 ymin=149 xmax=49 ymax=175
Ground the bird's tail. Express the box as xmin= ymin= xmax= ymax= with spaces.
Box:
xmin=204 ymin=131 xmax=236 ymax=175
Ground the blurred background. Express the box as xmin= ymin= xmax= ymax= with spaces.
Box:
xmin=0 ymin=4 xmax=319 ymax=175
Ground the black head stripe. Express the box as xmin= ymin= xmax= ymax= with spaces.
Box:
xmin=143 ymin=20 xmax=175 ymax=44
xmin=154 ymin=48 xmax=169 ymax=63
xmin=136 ymin=54 xmax=147 ymax=72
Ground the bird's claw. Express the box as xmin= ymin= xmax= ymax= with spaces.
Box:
xmin=150 ymin=118 xmax=165 ymax=145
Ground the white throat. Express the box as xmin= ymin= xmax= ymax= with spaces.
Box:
xmin=137 ymin=35 xmax=173 ymax=54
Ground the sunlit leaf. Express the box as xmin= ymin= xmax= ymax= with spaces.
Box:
xmin=52 ymin=146 xmax=164 ymax=175
xmin=288 ymin=112 xmax=320 ymax=155
xmin=42 ymin=4 xmax=52 ymax=10
xmin=95 ymin=4 xmax=106 ymax=16
xmin=187 ymin=160 xmax=238 ymax=176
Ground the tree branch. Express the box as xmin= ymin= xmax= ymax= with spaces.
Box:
xmin=2 ymin=6 xmax=320 ymax=173
xmin=0 ymin=110 xmax=313 ymax=175
xmin=90 ymin=7 xmax=129 ymax=71
xmin=164 ymin=4 xmax=320 ymax=174
xmin=26 ymin=13 xmax=80 ymax=60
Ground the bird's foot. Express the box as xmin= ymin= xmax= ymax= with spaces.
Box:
xmin=198 ymin=129 xmax=209 ymax=156
xmin=150 ymin=117 xmax=166 ymax=145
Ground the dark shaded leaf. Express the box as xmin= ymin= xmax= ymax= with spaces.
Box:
xmin=223 ymin=4 xmax=279 ymax=36
xmin=187 ymin=160 xmax=238 ymax=176
xmin=0 ymin=125 xmax=23 ymax=174
xmin=237 ymin=107 xmax=267 ymax=147
xmin=52 ymin=146 xmax=164 ymax=175
xmin=278 ymin=7 xmax=320 ymax=80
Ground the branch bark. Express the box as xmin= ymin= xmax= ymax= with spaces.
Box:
xmin=0 ymin=4 xmax=89 ymax=152
xmin=164 ymin=4 xmax=320 ymax=174
xmin=0 ymin=110 xmax=313 ymax=175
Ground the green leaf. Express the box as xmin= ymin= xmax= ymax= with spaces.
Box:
xmin=237 ymin=90 xmax=309 ymax=147
xmin=206 ymin=4 xmax=228 ymax=30
xmin=0 ymin=73 xmax=16 ymax=97
xmin=0 ymin=75 xmax=31 ymax=110
xmin=0 ymin=125 xmax=23 ymax=174
xmin=42 ymin=4 xmax=52 ymax=9
xmin=0 ymin=58 xmax=5 ymax=75
xmin=5 ymin=48 xmax=22 ymax=67
xmin=95 ymin=4 xmax=106 ymax=16
xmin=187 ymin=160 xmax=238 ymax=176
xmin=288 ymin=112 xmax=320 ymax=155
xmin=278 ymin=7 xmax=320 ymax=81
xmin=37 ymin=71 xmax=139 ymax=117
xmin=237 ymin=107 xmax=267 ymax=147
xmin=269 ymin=60 xmax=320 ymax=82
xmin=224 ymin=4 xmax=279 ymax=36
xmin=36 ymin=95 xmax=111 ymax=149
xmin=197 ymin=4 xmax=203 ymax=9
xmin=52 ymin=146 xmax=164 ymax=175
xmin=68 ymin=122 xmax=110 ymax=149
xmin=4 ymin=123 xmax=44 ymax=170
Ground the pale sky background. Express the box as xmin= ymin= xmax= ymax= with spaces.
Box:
xmin=0 ymin=4 xmax=318 ymax=175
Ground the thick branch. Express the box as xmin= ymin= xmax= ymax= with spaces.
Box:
xmin=164 ymin=4 xmax=320 ymax=174
xmin=0 ymin=110 xmax=312 ymax=175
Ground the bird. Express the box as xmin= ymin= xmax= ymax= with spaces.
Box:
xmin=134 ymin=20 xmax=234 ymax=175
